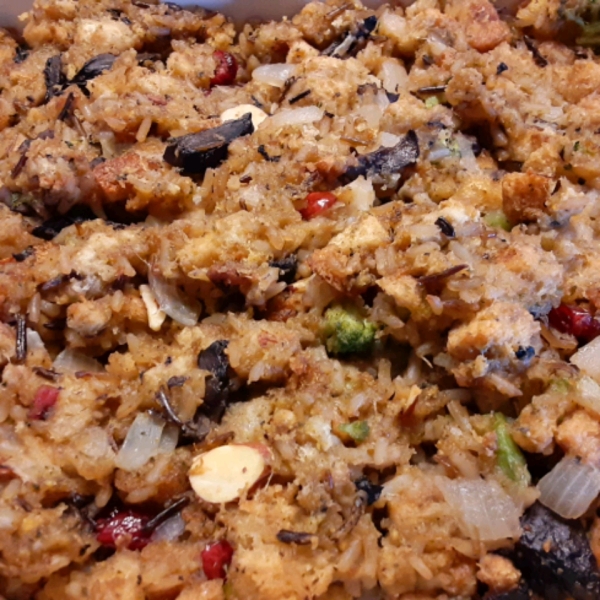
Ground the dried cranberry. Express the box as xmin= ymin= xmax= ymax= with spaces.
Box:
xmin=548 ymin=304 xmax=600 ymax=344
xmin=95 ymin=510 xmax=152 ymax=551
xmin=299 ymin=192 xmax=337 ymax=220
xmin=201 ymin=540 xmax=234 ymax=580
xmin=210 ymin=51 xmax=238 ymax=87
xmin=28 ymin=385 xmax=60 ymax=420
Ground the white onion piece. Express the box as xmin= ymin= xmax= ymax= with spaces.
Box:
xmin=379 ymin=132 xmax=401 ymax=148
xmin=456 ymin=135 xmax=479 ymax=173
xmin=428 ymin=147 xmax=454 ymax=162
xmin=53 ymin=348 xmax=103 ymax=373
xmin=115 ymin=412 xmax=165 ymax=472
xmin=537 ymin=456 xmax=600 ymax=519
xmin=571 ymin=337 xmax=600 ymax=384
xmin=148 ymin=269 xmax=201 ymax=328
xmin=435 ymin=477 xmax=521 ymax=541
xmin=379 ymin=58 xmax=408 ymax=93
xmin=573 ymin=376 xmax=600 ymax=419
xmin=151 ymin=513 xmax=186 ymax=542
xmin=0 ymin=507 xmax=21 ymax=530
xmin=268 ymin=106 xmax=324 ymax=129
xmin=378 ymin=11 xmax=407 ymax=42
xmin=252 ymin=63 xmax=297 ymax=88
xmin=158 ymin=423 xmax=179 ymax=455
xmin=26 ymin=329 xmax=45 ymax=351
xmin=354 ymin=103 xmax=384 ymax=129
xmin=346 ymin=177 xmax=375 ymax=212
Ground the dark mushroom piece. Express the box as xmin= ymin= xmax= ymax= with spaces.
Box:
xmin=14 ymin=45 xmax=30 ymax=64
xmin=269 ymin=255 xmax=298 ymax=285
xmin=354 ymin=477 xmax=383 ymax=506
xmin=12 ymin=247 xmax=35 ymax=263
xmin=435 ymin=217 xmax=455 ymax=238
xmin=512 ymin=502 xmax=600 ymax=600
xmin=44 ymin=55 xmax=66 ymax=102
xmin=197 ymin=340 xmax=231 ymax=421
xmin=32 ymin=205 xmax=97 ymax=241
xmin=164 ymin=114 xmax=254 ymax=175
xmin=71 ymin=54 xmax=117 ymax=89
xmin=323 ymin=16 xmax=378 ymax=59
xmin=340 ymin=130 xmax=420 ymax=185
xmin=483 ymin=584 xmax=531 ymax=600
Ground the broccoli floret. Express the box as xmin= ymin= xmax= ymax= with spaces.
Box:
xmin=337 ymin=421 xmax=370 ymax=443
xmin=322 ymin=305 xmax=377 ymax=355
xmin=559 ymin=1 xmax=600 ymax=46
xmin=483 ymin=210 xmax=511 ymax=232
xmin=494 ymin=413 xmax=531 ymax=486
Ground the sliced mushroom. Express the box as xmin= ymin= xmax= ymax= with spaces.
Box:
xmin=44 ymin=55 xmax=65 ymax=102
xmin=197 ymin=340 xmax=231 ymax=421
xmin=71 ymin=54 xmax=117 ymax=88
xmin=340 ymin=130 xmax=420 ymax=185
xmin=164 ymin=114 xmax=254 ymax=174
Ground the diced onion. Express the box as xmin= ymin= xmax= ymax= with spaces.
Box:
xmin=268 ymin=106 xmax=324 ymax=129
xmin=53 ymin=348 xmax=103 ymax=373
xmin=151 ymin=513 xmax=186 ymax=542
xmin=379 ymin=132 xmax=401 ymax=148
xmin=354 ymin=103 xmax=384 ymax=129
xmin=345 ymin=177 xmax=375 ymax=212
xmin=573 ymin=376 xmax=600 ymax=419
xmin=26 ymin=329 xmax=45 ymax=351
xmin=139 ymin=284 xmax=167 ymax=332
xmin=0 ymin=507 xmax=21 ymax=530
xmin=571 ymin=337 xmax=600 ymax=384
xmin=158 ymin=423 xmax=179 ymax=455
xmin=148 ymin=269 xmax=201 ymax=328
xmin=115 ymin=412 xmax=165 ymax=472
xmin=379 ymin=58 xmax=408 ymax=93
xmin=252 ymin=63 xmax=297 ymax=88
xmin=434 ymin=476 xmax=521 ymax=541
xmin=537 ymin=456 xmax=600 ymax=519
xmin=378 ymin=11 xmax=407 ymax=42
xmin=428 ymin=147 xmax=454 ymax=162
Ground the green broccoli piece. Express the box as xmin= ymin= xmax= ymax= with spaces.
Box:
xmin=337 ymin=421 xmax=370 ymax=443
xmin=483 ymin=210 xmax=511 ymax=232
xmin=322 ymin=305 xmax=377 ymax=355
xmin=494 ymin=413 xmax=531 ymax=486
xmin=549 ymin=378 xmax=572 ymax=394
xmin=559 ymin=1 xmax=600 ymax=46
xmin=425 ymin=96 xmax=440 ymax=109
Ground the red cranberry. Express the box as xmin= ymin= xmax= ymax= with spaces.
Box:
xmin=95 ymin=510 xmax=152 ymax=551
xmin=201 ymin=540 xmax=234 ymax=580
xmin=210 ymin=51 xmax=238 ymax=87
xmin=299 ymin=192 xmax=337 ymax=220
xmin=548 ymin=304 xmax=600 ymax=344
xmin=28 ymin=385 xmax=59 ymax=420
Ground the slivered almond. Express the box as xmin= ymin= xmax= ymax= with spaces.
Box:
xmin=189 ymin=444 xmax=271 ymax=504
xmin=220 ymin=104 xmax=268 ymax=130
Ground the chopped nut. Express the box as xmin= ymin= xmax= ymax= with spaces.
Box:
xmin=140 ymin=284 xmax=166 ymax=332
xmin=189 ymin=444 xmax=271 ymax=503
xmin=220 ymin=104 xmax=268 ymax=130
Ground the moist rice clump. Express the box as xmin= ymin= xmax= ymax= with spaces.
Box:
xmin=2 ymin=0 xmax=600 ymax=598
